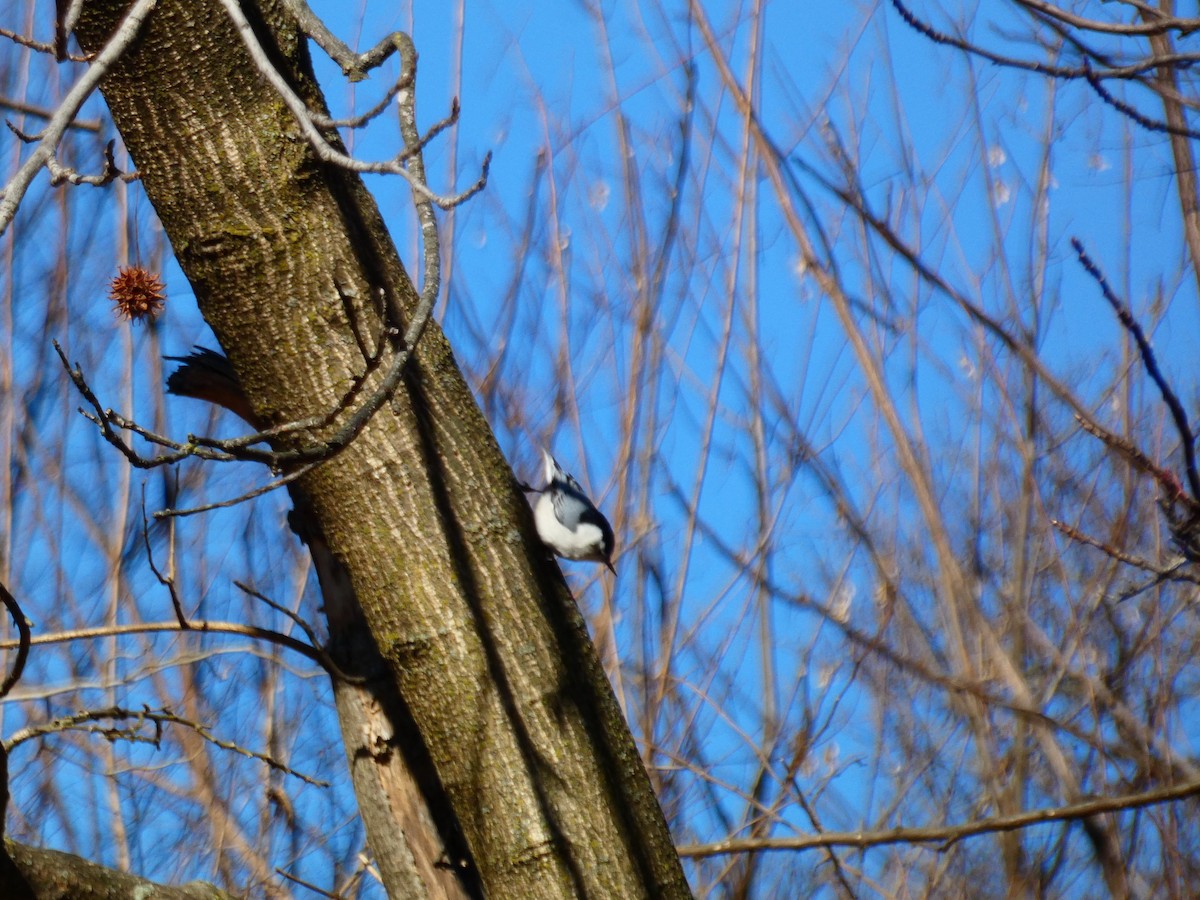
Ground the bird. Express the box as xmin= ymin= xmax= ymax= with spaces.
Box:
xmin=164 ymin=347 xmax=259 ymax=427
xmin=531 ymin=449 xmax=616 ymax=574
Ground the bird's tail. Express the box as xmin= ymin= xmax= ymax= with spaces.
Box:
xmin=165 ymin=347 xmax=259 ymax=427
xmin=540 ymin=447 xmax=561 ymax=485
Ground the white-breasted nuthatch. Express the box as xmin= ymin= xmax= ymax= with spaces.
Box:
xmin=530 ymin=449 xmax=616 ymax=573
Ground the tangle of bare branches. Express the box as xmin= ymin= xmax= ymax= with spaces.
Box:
xmin=5 ymin=706 xmax=328 ymax=787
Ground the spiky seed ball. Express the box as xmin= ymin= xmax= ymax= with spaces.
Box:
xmin=109 ymin=266 xmax=166 ymax=322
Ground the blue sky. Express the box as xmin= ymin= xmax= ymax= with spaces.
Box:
xmin=3 ymin=0 xmax=1199 ymax=895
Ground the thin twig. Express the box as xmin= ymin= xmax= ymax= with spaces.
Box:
xmin=1085 ymin=69 xmax=1200 ymax=139
xmin=153 ymin=461 xmax=319 ymax=519
xmin=0 ymin=619 xmax=322 ymax=667
xmin=1052 ymin=518 xmax=1200 ymax=582
xmin=0 ymin=581 xmax=31 ymax=699
xmin=217 ymin=0 xmax=489 ymax=209
xmin=233 ymin=580 xmax=364 ymax=684
xmin=235 ymin=581 xmax=320 ymax=653
xmin=677 ymin=776 xmax=1200 ymax=857
xmin=310 ymin=75 xmax=406 ymax=129
xmin=55 ymin=340 xmax=240 ymax=467
xmin=0 ymin=97 xmax=100 ymax=130
xmin=1071 ymin=237 xmax=1200 ymax=500
xmin=0 ymin=0 xmax=157 ymax=238
xmin=6 ymin=706 xmax=329 ymax=787
xmin=0 ymin=24 xmax=89 ymax=60
xmin=142 ymin=485 xmax=189 ymax=628
xmin=889 ymin=0 xmax=1200 ymax=81
xmin=278 ymin=0 xmax=407 ymax=79
xmin=45 ymin=138 xmax=138 ymax=187
xmin=275 ymin=867 xmax=342 ymax=899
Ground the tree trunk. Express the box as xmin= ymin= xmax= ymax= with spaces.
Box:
xmin=75 ymin=1 xmax=691 ymax=897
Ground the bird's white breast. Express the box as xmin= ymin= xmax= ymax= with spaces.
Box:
xmin=534 ymin=493 xmax=605 ymax=560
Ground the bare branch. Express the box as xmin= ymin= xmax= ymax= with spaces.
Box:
xmin=1084 ymin=68 xmax=1200 ymax=139
xmin=0 ymin=23 xmax=87 ymax=60
xmin=275 ymin=866 xmax=342 ymax=899
xmin=217 ymin=0 xmax=489 ymax=210
xmin=54 ymin=340 xmax=241 ymax=468
xmin=0 ymin=0 xmax=156 ymax=238
xmin=45 ymin=138 xmax=138 ymax=187
xmin=141 ymin=485 xmax=189 ymax=628
xmin=1051 ymin=518 xmax=1200 ymax=582
xmin=678 ymin=776 xmax=1200 ymax=858
xmin=279 ymin=0 xmax=408 ymax=80
xmin=890 ymin=0 xmax=1200 ymax=81
xmin=0 ymin=582 xmax=31 ymax=700
xmin=1072 ymin=237 xmax=1200 ymax=501
xmin=1013 ymin=0 xmax=1200 ymax=37
xmin=0 ymin=97 xmax=100 ymax=131
xmin=6 ymin=706 xmax=329 ymax=787
xmin=233 ymin=580 xmax=364 ymax=684
xmin=153 ymin=461 xmax=317 ymax=519
xmin=0 ymin=620 xmax=324 ymax=669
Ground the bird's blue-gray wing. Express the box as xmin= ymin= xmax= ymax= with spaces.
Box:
xmin=553 ymin=479 xmax=614 ymax=542
xmin=552 ymin=486 xmax=590 ymax=530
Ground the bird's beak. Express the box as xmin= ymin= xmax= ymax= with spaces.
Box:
xmin=605 ymin=559 xmax=616 ymax=575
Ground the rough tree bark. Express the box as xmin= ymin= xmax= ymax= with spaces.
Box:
xmin=66 ymin=1 xmax=692 ymax=897
xmin=0 ymin=840 xmax=234 ymax=899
